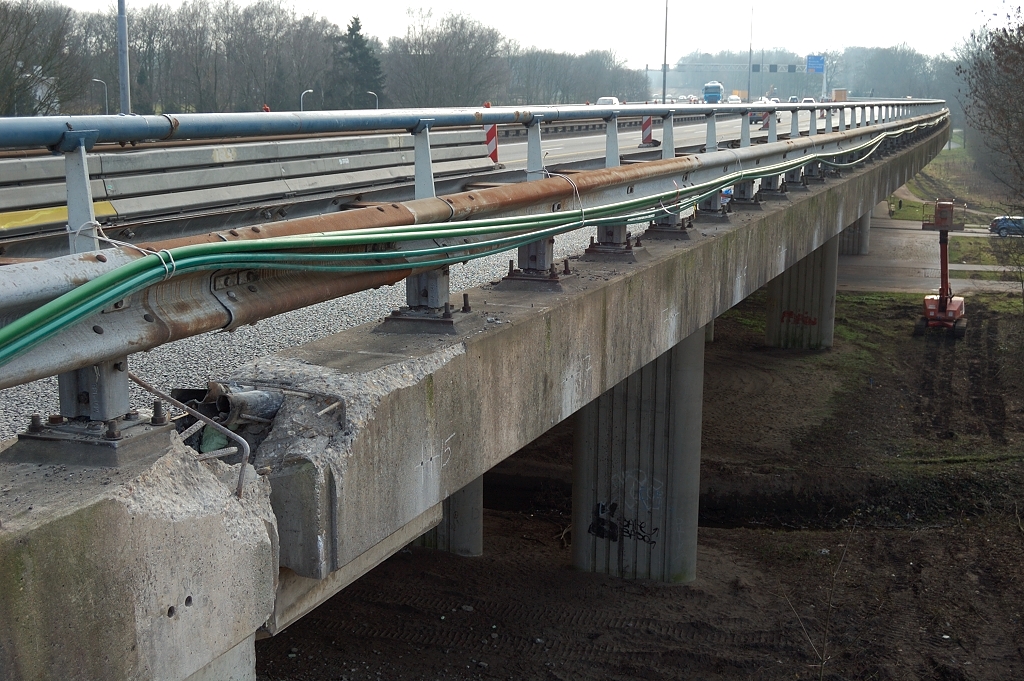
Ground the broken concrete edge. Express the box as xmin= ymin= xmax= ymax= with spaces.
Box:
xmin=228 ymin=345 xmax=464 ymax=581
xmin=0 ymin=435 xmax=277 ymax=681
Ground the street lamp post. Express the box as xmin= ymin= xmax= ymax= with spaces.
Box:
xmin=300 ymin=89 xmax=313 ymax=111
xmin=366 ymin=91 xmax=378 ymax=109
xmin=91 ymin=78 xmax=108 ymax=115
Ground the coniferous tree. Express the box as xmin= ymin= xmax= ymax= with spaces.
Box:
xmin=326 ymin=17 xmax=385 ymax=109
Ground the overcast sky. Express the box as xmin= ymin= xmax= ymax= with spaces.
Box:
xmin=70 ymin=0 xmax=1011 ymax=69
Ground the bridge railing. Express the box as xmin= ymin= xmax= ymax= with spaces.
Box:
xmin=0 ymin=101 xmax=950 ymax=399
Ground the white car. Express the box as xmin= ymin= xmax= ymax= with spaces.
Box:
xmin=801 ymin=97 xmax=816 ymax=104
xmin=726 ymin=95 xmax=742 ymax=104
xmin=595 ymin=96 xmax=620 ymax=105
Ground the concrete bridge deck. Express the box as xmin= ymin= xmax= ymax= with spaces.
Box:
xmin=0 ymin=110 xmax=948 ymax=680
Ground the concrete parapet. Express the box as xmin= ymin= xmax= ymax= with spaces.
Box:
xmin=0 ymin=437 xmax=277 ymax=681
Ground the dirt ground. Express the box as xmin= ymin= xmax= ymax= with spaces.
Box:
xmin=256 ymin=291 xmax=1024 ymax=681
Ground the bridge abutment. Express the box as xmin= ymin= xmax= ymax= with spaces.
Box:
xmin=570 ymin=325 xmax=705 ymax=582
xmin=765 ymin=234 xmax=840 ymax=349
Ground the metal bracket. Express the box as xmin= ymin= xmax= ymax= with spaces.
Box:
xmin=51 ymin=129 xmax=100 ymax=154
xmin=210 ymin=269 xmax=262 ymax=330
xmin=4 ymin=412 xmax=174 ymax=467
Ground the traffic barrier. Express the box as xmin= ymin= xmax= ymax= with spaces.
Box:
xmin=641 ymin=116 xmax=653 ymax=145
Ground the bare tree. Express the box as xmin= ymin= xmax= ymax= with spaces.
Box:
xmin=958 ymin=13 xmax=1024 ymax=212
xmin=383 ymin=12 xmax=508 ymax=107
xmin=0 ymin=0 xmax=86 ymax=115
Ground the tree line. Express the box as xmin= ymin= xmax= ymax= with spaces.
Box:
xmin=959 ymin=10 xmax=1024 ymax=213
xmin=0 ymin=0 xmax=648 ymax=116
xmin=666 ymin=46 xmax=963 ymax=111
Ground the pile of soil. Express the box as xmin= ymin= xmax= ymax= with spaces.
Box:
xmin=257 ymin=292 xmax=1024 ymax=681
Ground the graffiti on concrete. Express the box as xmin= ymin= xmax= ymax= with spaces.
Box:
xmin=587 ymin=501 xmax=658 ymax=547
xmin=780 ymin=310 xmax=818 ymax=326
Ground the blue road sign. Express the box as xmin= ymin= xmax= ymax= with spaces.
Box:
xmin=806 ymin=55 xmax=825 ymax=74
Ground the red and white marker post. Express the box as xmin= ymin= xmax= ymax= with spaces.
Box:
xmin=641 ymin=115 xmax=653 ymax=145
xmin=483 ymin=101 xmax=498 ymax=163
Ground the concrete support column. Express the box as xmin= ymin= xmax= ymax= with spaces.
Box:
xmin=571 ymin=326 xmax=705 ymax=583
xmin=838 ymin=212 xmax=872 ymax=256
xmin=417 ymin=477 xmax=483 ymax=556
xmin=185 ymin=635 xmax=255 ymax=681
xmin=765 ymin=234 xmax=839 ymax=349
xmin=857 ymin=211 xmax=871 ymax=255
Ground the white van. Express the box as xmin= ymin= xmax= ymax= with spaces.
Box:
xmin=595 ymin=96 xmax=620 ymax=105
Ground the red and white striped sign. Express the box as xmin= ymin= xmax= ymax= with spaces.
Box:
xmin=641 ymin=115 xmax=653 ymax=145
xmin=485 ymin=123 xmax=498 ymax=162
xmin=483 ymin=101 xmax=498 ymax=163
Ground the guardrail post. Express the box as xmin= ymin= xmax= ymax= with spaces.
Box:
xmin=405 ymin=119 xmax=451 ymax=319
xmin=661 ymin=112 xmax=675 ymax=160
xmin=518 ymin=236 xmax=555 ymax=274
xmin=412 ymin=119 xmax=435 ymax=199
xmin=699 ymin=112 xmax=721 ymax=212
xmin=760 ymin=111 xmax=783 ymax=193
xmin=790 ymin=108 xmax=800 ymax=139
xmin=825 ymin=106 xmax=833 ymax=133
xmin=808 ymin=107 xmax=817 ymax=136
xmin=734 ymin=114 xmax=756 ymax=201
xmin=65 ymin=144 xmax=99 ymax=254
xmin=838 ymin=106 xmax=846 ymax=132
xmin=604 ymin=113 xmax=620 ymax=167
xmin=526 ymin=118 xmax=545 ymax=181
xmin=57 ymin=135 xmax=131 ymax=424
xmin=405 ymin=267 xmax=450 ymax=310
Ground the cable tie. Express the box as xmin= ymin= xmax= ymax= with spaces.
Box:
xmin=156 ymin=249 xmax=177 ymax=280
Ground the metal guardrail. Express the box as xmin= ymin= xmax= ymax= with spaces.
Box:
xmin=0 ymin=101 xmax=942 ymax=148
xmin=0 ymin=129 xmax=495 ymax=254
xmin=0 ymin=101 xmax=948 ymax=392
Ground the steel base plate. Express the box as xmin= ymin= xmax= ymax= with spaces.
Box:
xmin=580 ymin=244 xmax=650 ymax=263
xmin=376 ymin=307 xmax=471 ymax=335
xmin=3 ymin=418 xmax=175 ymax=467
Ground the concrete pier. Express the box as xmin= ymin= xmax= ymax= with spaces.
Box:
xmin=417 ymin=476 xmax=483 ymax=556
xmin=765 ymin=235 xmax=840 ymax=349
xmin=571 ymin=327 xmax=705 ymax=582
xmin=838 ymin=212 xmax=872 ymax=255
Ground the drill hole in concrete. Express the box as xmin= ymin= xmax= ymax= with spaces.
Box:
xmin=167 ymin=606 xmax=176 ymax=618
xmin=185 ymin=596 xmax=193 ymax=607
